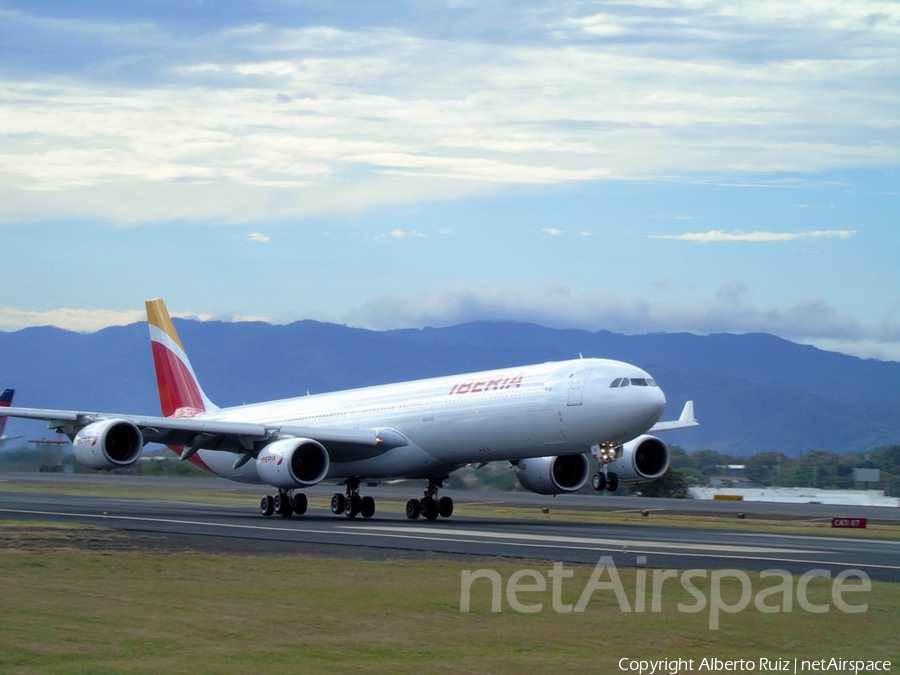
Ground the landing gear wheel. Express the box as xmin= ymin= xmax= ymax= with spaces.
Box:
xmin=344 ymin=494 xmax=361 ymax=518
xmin=360 ymin=496 xmax=376 ymax=519
xmin=331 ymin=493 xmax=345 ymax=515
xmin=260 ymin=495 xmax=274 ymax=516
xmin=606 ymin=472 xmax=619 ymax=492
xmin=591 ymin=472 xmax=607 ymax=492
xmin=438 ymin=496 xmax=454 ymax=518
xmin=274 ymin=493 xmax=293 ymax=517
xmin=421 ymin=496 xmax=439 ymax=521
xmin=292 ymin=492 xmax=308 ymax=515
xmin=405 ymin=499 xmax=421 ymax=520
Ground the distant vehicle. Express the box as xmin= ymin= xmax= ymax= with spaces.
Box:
xmin=4 ymin=299 xmax=697 ymax=519
xmin=0 ymin=389 xmax=25 ymax=449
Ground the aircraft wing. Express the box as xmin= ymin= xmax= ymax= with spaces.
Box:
xmin=1 ymin=406 xmax=406 ymax=463
xmin=648 ymin=401 xmax=699 ymax=433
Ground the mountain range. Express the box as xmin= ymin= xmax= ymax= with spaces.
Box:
xmin=1 ymin=319 xmax=898 ymax=456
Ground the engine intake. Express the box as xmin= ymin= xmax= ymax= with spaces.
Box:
xmin=256 ymin=438 xmax=330 ymax=489
xmin=607 ymin=435 xmax=670 ymax=481
xmin=515 ymin=454 xmax=590 ymax=495
xmin=73 ymin=420 xmax=143 ymax=470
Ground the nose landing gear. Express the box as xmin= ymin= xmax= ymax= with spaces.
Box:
xmin=591 ymin=470 xmax=618 ymax=492
xmin=591 ymin=441 xmax=621 ymax=493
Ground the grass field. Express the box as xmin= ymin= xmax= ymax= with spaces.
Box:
xmin=0 ymin=521 xmax=898 ymax=675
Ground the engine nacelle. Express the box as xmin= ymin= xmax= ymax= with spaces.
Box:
xmin=607 ymin=435 xmax=670 ymax=481
xmin=256 ymin=438 xmax=330 ymax=489
xmin=515 ymin=453 xmax=590 ymax=495
xmin=73 ymin=420 xmax=143 ymax=470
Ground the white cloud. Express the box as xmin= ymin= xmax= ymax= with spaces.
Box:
xmin=383 ymin=229 xmax=426 ymax=239
xmin=246 ymin=232 xmax=271 ymax=243
xmin=647 ymin=229 xmax=856 ymax=242
xmin=0 ymin=1 xmax=896 ymax=223
xmin=542 ymin=228 xmax=564 ymax=235
xmin=0 ymin=305 xmax=269 ymax=332
xmin=340 ymin=280 xmax=900 ymax=359
xmin=0 ymin=307 xmax=144 ymax=332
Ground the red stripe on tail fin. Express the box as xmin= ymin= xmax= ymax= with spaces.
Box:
xmin=150 ymin=342 xmax=206 ymax=417
xmin=146 ymin=299 xmax=216 ymax=418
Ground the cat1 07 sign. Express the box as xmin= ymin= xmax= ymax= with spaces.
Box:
xmin=832 ymin=517 xmax=867 ymax=528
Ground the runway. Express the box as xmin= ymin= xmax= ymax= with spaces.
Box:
xmin=1 ymin=474 xmax=898 ymax=581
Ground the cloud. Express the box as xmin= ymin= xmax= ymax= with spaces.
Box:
xmin=246 ymin=232 xmax=271 ymax=242
xmin=383 ymin=229 xmax=426 ymax=238
xmin=340 ymin=281 xmax=898 ymax=356
xmin=0 ymin=307 xmax=145 ymax=332
xmin=647 ymin=230 xmax=856 ymax=243
xmin=0 ymin=2 xmax=896 ymax=223
xmin=0 ymin=305 xmax=266 ymax=332
xmin=542 ymin=228 xmax=564 ymax=235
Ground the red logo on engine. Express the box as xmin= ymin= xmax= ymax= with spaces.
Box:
xmin=277 ymin=457 xmax=283 ymax=466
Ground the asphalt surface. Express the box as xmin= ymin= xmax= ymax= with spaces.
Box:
xmin=1 ymin=473 xmax=898 ymax=581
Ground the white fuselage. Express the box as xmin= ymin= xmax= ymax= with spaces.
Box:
xmin=189 ymin=357 xmax=667 ymax=484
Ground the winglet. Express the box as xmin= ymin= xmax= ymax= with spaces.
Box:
xmin=146 ymin=299 xmax=218 ymax=417
xmin=648 ymin=400 xmax=699 ymax=433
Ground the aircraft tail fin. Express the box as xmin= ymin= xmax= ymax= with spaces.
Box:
xmin=0 ymin=389 xmax=13 ymax=437
xmin=145 ymin=299 xmax=218 ymax=417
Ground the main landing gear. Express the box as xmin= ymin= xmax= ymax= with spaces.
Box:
xmin=591 ymin=469 xmax=619 ymax=492
xmin=330 ymin=478 xmax=376 ymax=519
xmin=406 ymin=479 xmax=453 ymax=521
xmin=260 ymin=489 xmax=308 ymax=517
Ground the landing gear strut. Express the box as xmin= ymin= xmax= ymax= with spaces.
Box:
xmin=406 ymin=478 xmax=453 ymax=520
xmin=260 ymin=489 xmax=308 ymax=517
xmin=331 ymin=479 xmax=376 ymax=519
xmin=590 ymin=441 xmax=620 ymax=493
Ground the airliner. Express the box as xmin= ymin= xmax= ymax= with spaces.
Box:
xmin=0 ymin=389 xmax=25 ymax=449
xmin=4 ymin=299 xmax=698 ymax=520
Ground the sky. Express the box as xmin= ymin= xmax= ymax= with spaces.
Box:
xmin=1 ymin=0 xmax=898 ymax=361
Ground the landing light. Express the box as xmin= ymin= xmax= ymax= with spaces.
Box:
xmin=591 ymin=441 xmax=622 ymax=462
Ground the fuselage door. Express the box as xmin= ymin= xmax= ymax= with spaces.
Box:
xmin=567 ymin=369 xmax=592 ymax=406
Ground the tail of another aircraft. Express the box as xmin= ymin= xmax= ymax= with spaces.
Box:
xmin=146 ymin=299 xmax=218 ymax=418
xmin=0 ymin=389 xmax=13 ymax=436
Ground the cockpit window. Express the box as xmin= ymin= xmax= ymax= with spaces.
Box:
xmin=610 ymin=378 xmax=622 ymax=388
xmin=630 ymin=378 xmax=648 ymax=386
xmin=619 ymin=378 xmax=629 ymax=387
xmin=647 ymin=378 xmax=658 ymax=387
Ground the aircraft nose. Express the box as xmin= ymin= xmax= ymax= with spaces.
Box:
xmin=641 ymin=376 xmax=666 ymax=425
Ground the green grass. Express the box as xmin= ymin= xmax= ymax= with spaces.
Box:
xmin=0 ymin=536 xmax=897 ymax=675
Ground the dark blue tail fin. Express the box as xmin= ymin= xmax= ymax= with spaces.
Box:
xmin=0 ymin=389 xmax=13 ymax=437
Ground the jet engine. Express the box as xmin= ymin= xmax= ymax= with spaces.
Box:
xmin=73 ymin=419 xmax=143 ymax=470
xmin=515 ymin=453 xmax=590 ymax=495
xmin=256 ymin=438 xmax=330 ymax=489
xmin=606 ymin=435 xmax=669 ymax=481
